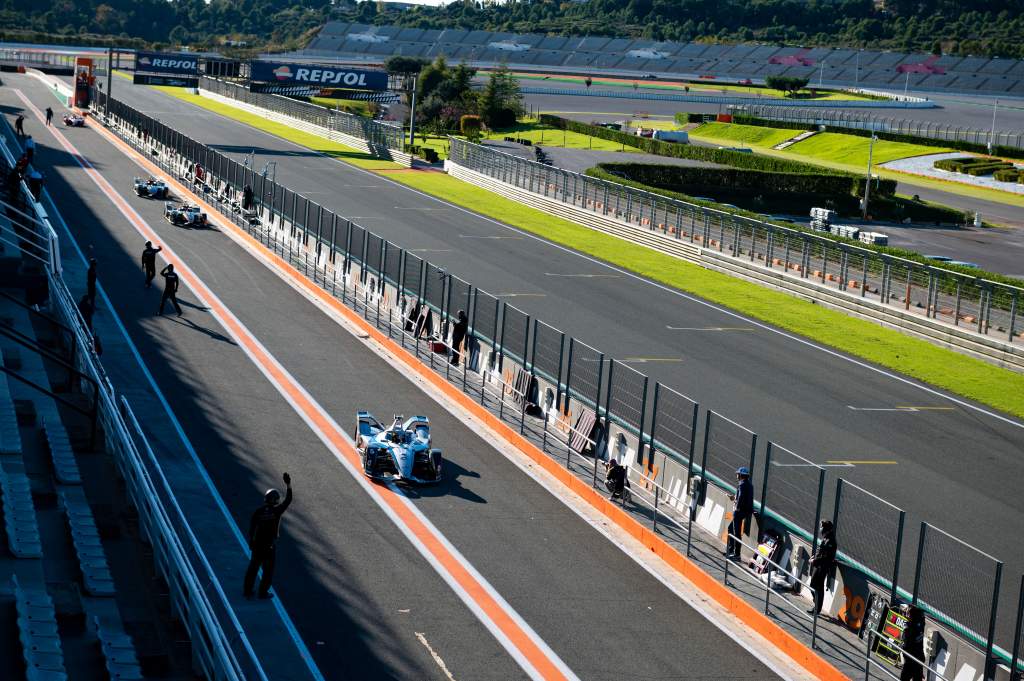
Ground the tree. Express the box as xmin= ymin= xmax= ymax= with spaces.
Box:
xmin=766 ymin=75 xmax=810 ymax=96
xmin=480 ymin=63 xmax=523 ymax=129
xmin=584 ymin=76 xmax=592 ymax=89
xmin=384 ymin=55 xmax=429 ymax=76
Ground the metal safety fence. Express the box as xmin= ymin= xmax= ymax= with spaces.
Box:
xmin=197 ymin=75 xmax=403 ymax=151
xmin=448 ymin=137 xmax=1024 ymax=345
xmin=96 ymin=90 xmax=1024 ymax=679
xmin=517 ymin=86 xmax=935 ymax=108
xmin=0 ymin=113 xmax=263 ymax=680
xmin=733 ymin=104 xmax=1024 ymax=151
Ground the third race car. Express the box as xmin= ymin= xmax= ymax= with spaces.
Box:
xmin=355 ymin=412 xmax=443 ymax=484
xmin=62 ymin=113 xmax=86 ymax=127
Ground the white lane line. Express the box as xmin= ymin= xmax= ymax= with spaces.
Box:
xmin=415 ymin=632 xmax=457 ymax=681
xmin=621 ymin=357 xmax=685 ymax=363
xmin=394 ymin=206 xmax=450 ymax=211
xmin=459 ymin=234 xmax=523 ymax=239
xmin=152 ymin=87 xmax=1024 ymax=432
xmin=544 ymin=273 xmax=621 ymax=279
xmin=15 ymin=88 xmax=325 ymax=681
xmin=408 ymin=248 xmax=453 ymax=253
xmin=847 ymin=405 xmax=956 ymax=412
xmin=666 ymin=325 xmax=755 ymax=331
xmin=495 ymin=292 xmax=546 ymax=298
xmin=68 ymin=109 xmax=581 ymax=681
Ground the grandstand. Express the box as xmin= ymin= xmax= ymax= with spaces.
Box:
xmin=290 ymin=21 xmax=1024 ymax=96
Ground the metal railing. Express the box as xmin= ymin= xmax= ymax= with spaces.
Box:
xmin=197 ymin=75 xmax=403 ymax=152
xmin=518 ymin=86 xmax=936 ymax=108
xmin=98 ymin=91 xmax=1024 ymax=680
xmin=733 ymin=104 xmax=1024 ymax=151
xmin=0 ymin=112 xmax=264 ymax=681
xmin=447 ymin=137 xmax=1023 ymax=344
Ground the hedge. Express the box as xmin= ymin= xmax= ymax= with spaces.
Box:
xmin=539 ymin=114 xmax=896 ymax=196
xmin=728 ymin=114 xmax=1024 ymax=161
xmin=993 ymin=168 xmax=1021 ymax=182
xmin=965 ymin=162 xmax=1014 ymax=176
xmin=582 ymin=165 xmax=1024 ymax=287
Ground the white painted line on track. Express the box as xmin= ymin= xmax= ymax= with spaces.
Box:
xmin=416 ymin=632 xmax=457 ymax=681
xmin=157 ymin=90 xmax=1024 ymax=432
xmin=49 ymin=95 xmax=581 ymax=681
xmin=13 ymin=88 xmax=326 ymax=681
xmin=666 ymin=325 xmax=755 ymax=331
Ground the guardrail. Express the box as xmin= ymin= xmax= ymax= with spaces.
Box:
xmin=732 ymin=104 xmax=1024 ymax=151
xmin=518 ymin=85 xmax=937 ymax=108
xmin=94 ymin=90 xmax=1024 ymax=680
xmin=196 ymin=75 xmax=404 ymax=153
xmin=0 ymin=110 xmax=264 ymax=681
xmin=446 ymin=138 xmax=1023 ymax=356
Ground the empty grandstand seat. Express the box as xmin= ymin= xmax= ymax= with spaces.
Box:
xmin=42 ymin=418 xmax=80 ymax=485
xmin=1 ymin=466 xmax=43 ymax=557
xmin=93 ymin=615 xmax=144 ymax=680
xmin=59 ymin=487 xmax=116 ymax=596
xmin=0 ymin=371 xmax=21 ymax=454
xmin=13 ymin=575 xmax=68 ymax=680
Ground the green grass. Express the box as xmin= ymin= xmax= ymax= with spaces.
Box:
xmin=309 ymin=96 xmax=371 ymax=117
xmin=146 ymin=86 xmax=1024 ymax=419
xmin=786 ymin=132 xmax=949 ymax=166
xmin=481 ymin=119 xmax=641 ymax=153
xmin=686 ymin=122 xmax=799 ymax=148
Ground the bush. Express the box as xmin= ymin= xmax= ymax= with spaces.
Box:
xmin=965 ymin=162 xmax=1013 ymax=176
xmin=992 ymin=168 xmax=1020 ymax=182
xmin=933 ymin=157 xmax=979 ymax=172
xmin=538 ymin=114 xmax=896 ymax=197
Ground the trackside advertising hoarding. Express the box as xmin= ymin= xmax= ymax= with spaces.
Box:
xmin=249 ymin=60 xmax=388 ymax=91
xmin=135 ymin=50 xmax=199 ymax=76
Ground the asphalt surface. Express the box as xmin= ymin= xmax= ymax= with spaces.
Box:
xmin=5 ymin=75 xmax=785 ymax=680
xmin=86 ymin=76 xmax=1024 ymax=645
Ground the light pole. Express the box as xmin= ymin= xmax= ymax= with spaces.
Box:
xmin=862 ymin=133 xmax=877 ymax=220
xmin=988 ymin=99 xmax=999 ymax=153
xmin=106 ymin=46 xmax=113 ymax=114
xmin=903 ymin=71 xmax=910 ymax=96
xmin=818 ymin=58 xmax=825 ymax=89
xmin=855 ymin=51 xmax=860 ymax=87
xmin=407 ymin=74 xmax=418 ymax=148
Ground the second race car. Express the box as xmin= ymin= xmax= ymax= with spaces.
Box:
xmin=62 ymin=113 xmax=86 ymax=127
xmin=164 ymin=201 xmax=207 ymax=227
xmin=355 ymin=412 xmax=443 ymax=484
xmin=134 ymin=177 xmax=169 ymax=199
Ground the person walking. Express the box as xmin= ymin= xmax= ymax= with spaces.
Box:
xmin=45 ymin=107 xmax=53 ymax=127
xmin=141 ymin=241 xmax=162 ymax=288
xmin=807 ymin=520 xmax=838 ymax=617
xmin=726 ymin=466 xmax=754 ymax=559
xmin=86 ymin=258 xmax=97 ymax=303
xmin=157 ymin=263 xmax=183 ymax=316
xmin=244 ymin=472 xmax=292 ymax=599
xmin=15 ymin=114 xmax=24 ymax=137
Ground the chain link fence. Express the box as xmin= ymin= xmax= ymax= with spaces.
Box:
xmin=98 ymin=90 xmax=1024 ymax=668
xmin=449 ymin=138 xmax=1024 ymax=345
xmin=736 ymin=104 xmax=1024 ymax=151
xmin=198 ymin=76 xmax=403 ymax=151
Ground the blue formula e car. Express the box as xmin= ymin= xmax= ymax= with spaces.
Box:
xmin=355 ymin=412 xmax=443 ymax=484
xmin=134 ymin=176 xmax=169 ymax=199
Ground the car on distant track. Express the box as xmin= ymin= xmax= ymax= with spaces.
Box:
xmin=62 ymin=113 xmax=85 ymax=127
xmin=164 ymin=201 xmax=207 ymax=227
xmin=926 ymin=255 xmax=979 ymax=268
xmin=134 ymin=177 xmax=169 ymax=199
xmin=355 ymin=411 xmax=443 ymax=484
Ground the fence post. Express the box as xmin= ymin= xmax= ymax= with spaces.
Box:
xmin=912 ymin=522 xmax=927 ymax=605
xmin=811 ymin=467 xmax=825 ymax=553
xmin=701 ymin=410 xmax=712 ymax=481
xmin=892 ymin=510 xmax=905 ymax=603
xmin=760 ymin=442 xmax=772 ymax=517
xmin=1010 ymin=291 xmax=1018 ymax=342
xmin=985 ymin=562 xmax=1003 ymax=681
xmin=1011 ymin=575 xmax=1023 ymax=681
xmin=647 ymin=384 xmax=660 ymax=472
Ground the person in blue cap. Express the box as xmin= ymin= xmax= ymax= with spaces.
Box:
xmin=726 ymin=466 xmax=754 ymax=559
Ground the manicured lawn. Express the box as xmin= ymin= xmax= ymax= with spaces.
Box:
xmin=309 ymin=96 xmax=371 ymax=117
xmin=786 ymin=132 xmax=949 ymax=166
xmin=481 ymin=119 xmax=641 ymax=152
xmin=689 ymin=122 xmax=799 ymax=148
xmin=148 ymin=86 xmax=1024 ymax=419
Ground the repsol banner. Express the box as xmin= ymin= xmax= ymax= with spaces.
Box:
xmin=249 ymin=61 xmax=387 ymax=91
xmin=133 ymin=73 xmax=198 ymax=88
xmin=134 ymin=51 xmax=199 ymax=76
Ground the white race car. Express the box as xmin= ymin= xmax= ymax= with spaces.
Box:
xmin=62 ymin=113 xmax=86 ymax=127
xmin=164 ymin=201 xmax=207 ymax=227
xmin=355 ymin=412 xmax=443 ymax=484
xmin=134 ymin=177 xmax=169 ymax=199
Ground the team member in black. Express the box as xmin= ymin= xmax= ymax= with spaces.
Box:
xmin=157 ymin=263 xmax=182 ymax=316
xmin=141 ymin=241 xmax=162 ymax=288
xmin=86 ymin=258 xmax=97 ymax=303
xmin=807 ymin=520 xmax=838 ymax=617
xmin=244 ymin=472 xmax=293 ymax=599
xmin=726 ymin=467 xmax=754 ymax=559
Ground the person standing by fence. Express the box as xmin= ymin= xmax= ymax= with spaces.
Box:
xmin=807 ymin=520 xmax=837 ymax=617
xmin=15 ymin=114 xmax=24 ymax=137
xmin=726 ymin=467 xmax=753 ymax=560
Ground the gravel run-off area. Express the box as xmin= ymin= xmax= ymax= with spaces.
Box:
xmin=882 ymin=151 xmax=1024 ymax=195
